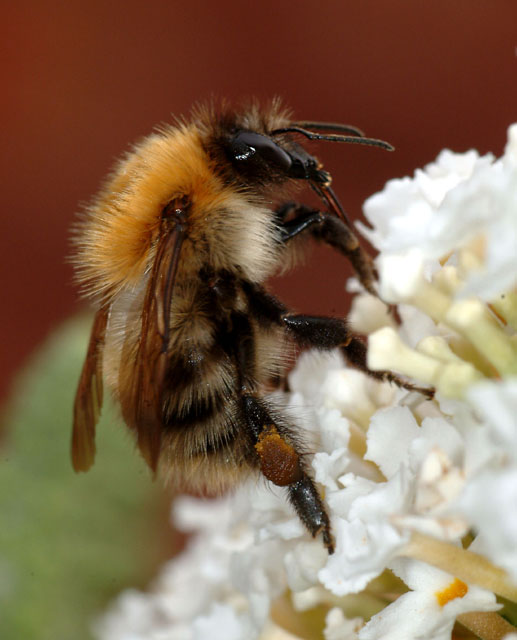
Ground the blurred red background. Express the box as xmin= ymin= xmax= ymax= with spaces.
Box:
xmin=1 ymin=0 xmax=516 ymax=405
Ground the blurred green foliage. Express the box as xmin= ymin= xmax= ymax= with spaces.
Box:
xmin=0 ymin=316 xmax=170 ymax=640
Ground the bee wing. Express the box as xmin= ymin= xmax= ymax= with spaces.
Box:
xmin=71 ymin=305 xmax=109 ymax=472
xmin=122 ymin=221 xmax=186 ymax=472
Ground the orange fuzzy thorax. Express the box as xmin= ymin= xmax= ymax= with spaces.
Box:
xmin=74 ymin=125 xmax=232 ymax=298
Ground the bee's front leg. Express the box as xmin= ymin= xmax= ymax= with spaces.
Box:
xmin=276 ymin=202 xmax=378 ymax=296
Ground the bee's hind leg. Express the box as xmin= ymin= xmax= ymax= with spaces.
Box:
xmin=228 ymin=309 xmax=334 ymax=553
xmin=241 ymin=393 xmax=335 ymax=554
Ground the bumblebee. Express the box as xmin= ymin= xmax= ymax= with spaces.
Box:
xmin=71 ymin=100 xmax=431 ymax=553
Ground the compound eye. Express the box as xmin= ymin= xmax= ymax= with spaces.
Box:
xmin=228 ymin=131 xmax=292 ymax=172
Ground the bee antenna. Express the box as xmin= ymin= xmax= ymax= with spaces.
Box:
xmin=272 ymin=126 xmax=394 ymax=151
xmin=292 ymin=121 xmax=365 ymax=137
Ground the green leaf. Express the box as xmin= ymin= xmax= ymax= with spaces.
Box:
xmin=0 ymin=316 xmax=172 ymax=640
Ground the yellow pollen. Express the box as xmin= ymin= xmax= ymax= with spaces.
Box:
xmin=435 ymin=578 xmax=468 ymax=607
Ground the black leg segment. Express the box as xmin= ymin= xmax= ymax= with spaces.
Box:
xmin=343 ymin=336 xmax=435 ymax=399
xmin=240 ymin=393 xmax=334 ymax=553
xmin=276 ymin=202 xmax=378 ymax=295
xmin=242 ymin=282 xmax=434 ymax=398
xmin=283 ymin=315 xmax=352 ymax=349
xmin=289 ymin=476 xmax=334 ymax=552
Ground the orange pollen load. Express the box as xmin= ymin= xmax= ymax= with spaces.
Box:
xmin=254 ymin=425 xmax=302 ymax=486
xmin=435 ymin=578 xmax=469 ymax=607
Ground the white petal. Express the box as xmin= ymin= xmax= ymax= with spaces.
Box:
xmin=319 ymin=517 xmax=408 ymax=595
xmin=348 ymin=292 xmax=395 ymax=335
xmin=457 ymin=468 xmax=517 ymax=581
xmin=365 ymin=406 xmax=419 ymax=478
xmin=466 ymin=378 xmax=517 ymax=454
xmin=313 ymin=447 xmax=350 ymax=490
xmin=324 ymin=607 xmax=362 ymax=640
xmin=192 ymin=604 xmax=248 ymax=640
xmin=284 ymin=541 xmax=328 ymax=592
xmin=410 ymin=416 xmax=464 ymax=470
xmin=320 ymin=369 xmax=377 ymax=429
xmin=377 ymin=251 xmax=426 ymax=303
xmin=316 ymin=408 xmax=351 ymax=454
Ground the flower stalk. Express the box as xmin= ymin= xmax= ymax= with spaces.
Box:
xmin=457 ymin=611 xmax=517 ymax=640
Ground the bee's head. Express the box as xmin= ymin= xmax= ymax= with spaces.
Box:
xmin=207 ymin=106 xmax=392 ymax=188
xmin=200 ymin=102 xmax=394 ymax=226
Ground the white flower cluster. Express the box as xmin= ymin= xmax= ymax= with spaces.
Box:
xmin=96 ymin=126 xmax=517 ymax=640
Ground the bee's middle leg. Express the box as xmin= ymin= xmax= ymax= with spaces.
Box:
xmin=242 ymin=283 xmax=434 ymax=398
xmin=283 ymin=314 xmax=433 ymax=398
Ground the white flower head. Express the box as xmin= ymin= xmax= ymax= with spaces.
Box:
xmin=361 ymin=132 xmax=517 ymax=302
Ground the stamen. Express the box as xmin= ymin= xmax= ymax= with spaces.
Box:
xmin=445 ymin=299 xmax=517 ymax=376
